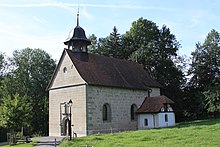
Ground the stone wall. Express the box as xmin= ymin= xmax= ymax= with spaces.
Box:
xmin=49 ymin=51 xmax=87 ymax=137
xmin=86 ymin=86 xmax=160 ymax=135
xmin=49 ymin=85 xmax=87 ymax=136
xmin=51 ymin=51 xmax=85 ymax=89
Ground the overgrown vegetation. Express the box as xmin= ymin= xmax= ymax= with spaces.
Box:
xmin=60 ymin=118 xmax=220 ymax=147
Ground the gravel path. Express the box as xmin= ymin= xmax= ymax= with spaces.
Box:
xmin=32 ymin=136 xmax=66 ymax=147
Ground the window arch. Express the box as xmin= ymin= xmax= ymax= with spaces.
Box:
xmin=131 ymin=104 xmax=138 ymax=121
xmin=103 ymin=103 xmax=111 ymax=122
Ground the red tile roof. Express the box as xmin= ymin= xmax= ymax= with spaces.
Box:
xmin=136 ymin=95 xmax=174 ymax=113
xmin=65 ymin=49 xmax=161 ymax=90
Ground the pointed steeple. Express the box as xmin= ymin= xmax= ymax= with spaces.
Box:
xmin=77 ymin=8 xmax=79 ymax=27
xmin=64 ymin=10 xmax=91 ymax=52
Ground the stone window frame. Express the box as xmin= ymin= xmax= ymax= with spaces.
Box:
xmin=102 ymin=103 xmax=111 ymax=122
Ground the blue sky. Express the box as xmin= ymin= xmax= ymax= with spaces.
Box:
xmin=0 ymin=0 xmax=219 ymax=60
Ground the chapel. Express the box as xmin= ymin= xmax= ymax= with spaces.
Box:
xmin=47 ymin=13 xmax=175 ymax=137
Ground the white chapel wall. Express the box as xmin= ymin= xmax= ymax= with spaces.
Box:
xmin=49 ymin=85 xmax=87 ymax=137
xmin=138 ymin=114 xmax=155 ymax=129
xmin=50 ymin=51 xmax=86 ymax=89
xmin=157 ymin=112 xmax=175 ymax=127
xmin=49 ymin=50 xmax=88 ymax=137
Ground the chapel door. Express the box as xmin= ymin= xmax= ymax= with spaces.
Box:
xmin=62 ymin=118 xmax=70 ymax=136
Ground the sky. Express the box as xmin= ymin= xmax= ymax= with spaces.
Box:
xmin=0 ymin=0 xmax=220 ymax=60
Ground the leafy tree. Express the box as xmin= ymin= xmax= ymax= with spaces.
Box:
xmin=0 ymin=53 xmax=5 ymax=75
xmin=186 ymin=29 xmax=220 ymax=118
xmin=124 ymin=19 xmax=181 ymax=81
xmin=123 ymin=18 xmax=185 ymax=121
xmin=1 ymin=48 xmax=56 ymax=135
xmin=204 ymin=85 xmax=220 ymax=115
xmin=0 ymin=53 xmax=5 ymax=102
xmin=124 ymin=17 xmax=159 ymax=64
xmin=0 ymin=93 xmax=32 ymax=131
xmin=183 ymin=86 xmax=205 ymax=119
xmin=190 ymin=30 xmax=220 ymax=89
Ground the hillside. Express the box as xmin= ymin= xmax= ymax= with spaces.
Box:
xmin=60 ymin=118 xmax=220 ymax=147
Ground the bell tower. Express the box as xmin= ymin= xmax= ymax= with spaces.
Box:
xmin=64 ymin=11 xmax=91 ymax=52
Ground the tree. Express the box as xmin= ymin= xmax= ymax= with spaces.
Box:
xmin=0 ymin=53 xmax=5 ymax=102
xmin=123 ymin=18 xmax=185 ymax=121
xmin=0 ymin=94 xmax=32 ymax=131
xmin=204 ymin=85 xmax=220 ymax=115
xmin=1 ymin=48 xmax=56 ymax=135
xmin=124 ymin=17 xmax=159 ymax=64
xmin=124 ymin=19 xmax=181 ymax=80
xmin=92 ymin=26 xmax=124 ymax=58
xmin=186 ymin=29 xmax=220 ymax=118
xmin=0 ymin=53 xmax=5 ymax=75
xmin=190 ymin=30 xmax=220 ymax=89
xmin=88 ymin=34 xmax=98 ymax=52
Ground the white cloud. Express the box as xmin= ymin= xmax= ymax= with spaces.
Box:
xmin=32 ymin=16 xmax=45 ymax=25
xmin=82 ymin=7 xmax=93 ymax=20
xmin=0 ymin=2 xmax=174 ymax=11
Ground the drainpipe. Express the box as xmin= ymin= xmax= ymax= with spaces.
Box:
xmin=148 ymin=88 xmax=152 ymax=97
xmin=152 ymin=114 xmax=156 ymax=128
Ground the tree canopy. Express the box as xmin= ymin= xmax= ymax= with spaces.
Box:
xmin=92 ymin=26 xmax=124 ymax=58
xmin=186 ymin=29 xmax=220 ymax=117
xmin=0 ymin=48 xmax=56 ymax=135
xmin=0 ymin=94 xmax=31 ymax=131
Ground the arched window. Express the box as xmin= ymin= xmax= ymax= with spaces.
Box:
xmin=131 ymin=104 xmax=137 ymax=121
xmin=165 ymin=114 xmax=168 ymax=122
xmin=63 ymin=67 xmax=67 ymax=73
xmin=144 ymin=118 xmax=148 ymax=126
xmin=103 ymin=103 xmax=111 ymax=122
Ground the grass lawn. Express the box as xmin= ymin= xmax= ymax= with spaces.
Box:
xmin=0 ymin=141 xmax=38 ymax=147
xmin=60 ymin=118 xmax=220 ymax=147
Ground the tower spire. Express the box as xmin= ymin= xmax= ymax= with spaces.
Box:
xmin=64 ymin=6 xmax=91 ymax=53
xmin=77 ymin=7 xmax=79 ymax=26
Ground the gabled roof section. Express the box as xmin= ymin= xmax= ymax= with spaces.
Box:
xmin=65 ymin=49 xmax=161 ymax=90
xmin=47 ymin=49 xmax=67 ymax=90
xmin=136 ymin=95 xmax=174 ymax=113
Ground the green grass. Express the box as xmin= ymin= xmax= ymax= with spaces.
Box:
xmin=60 ymin=118 xmax=220 ymax=147
xmin=0 ymin=141 xmax=38 ymax=147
